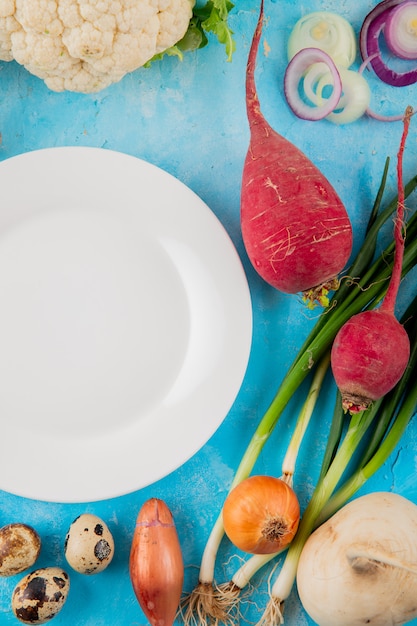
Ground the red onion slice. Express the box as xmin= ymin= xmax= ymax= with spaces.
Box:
xmin=358 ymin=55 xmax=411 ymax=121
xmin=385 ymin=0 xmax=417 ymax=60
xmin=284 ymin=47 xmax=342 ymax=120
xmin=359 ymin=0 xmax=417 ymax=86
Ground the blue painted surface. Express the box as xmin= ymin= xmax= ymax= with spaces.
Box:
xmin=1 ymin=1 xmax=417 ymax=624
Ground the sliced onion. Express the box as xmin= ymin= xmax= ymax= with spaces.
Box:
xmin=284 ymin=48 xmax=342 ymax=121
xmin=288 ymin=11 xmax=357 ymax=68
xmin=302 ymin=62 xmax=334 ymax=104
xmin=359 ymin=0 xmax=417 ymax=86
xmin=385 ymin=1 xmax=417 ymax=59
xmin=359 ymin=54 xmax=410 ymax=121
xmin=359 ymin=0 xmax=403 ymax=45
xmin=319 ymin=69 xmax=372 ymax=125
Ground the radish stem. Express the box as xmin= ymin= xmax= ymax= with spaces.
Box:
xmin=330 ymin=107 xmax=413 ymax=413
xmin=381 ymin=105 xmax=413 ymax=314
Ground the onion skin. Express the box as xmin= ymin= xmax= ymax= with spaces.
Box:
xmin=129 ymin=498 xmax=184 ymax=626
xmin=222 ymin=475 xmax=300 ymax=554
xmin=297 ymin=492 xmax=417 ymax=626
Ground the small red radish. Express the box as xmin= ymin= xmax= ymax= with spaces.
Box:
xmin=331 ymin=107 xmax=413 ymax=413
xmin=241 ymin=0 xmax=353 ymax=306
xmin=129 ymin=498 xmax=184 ymax=626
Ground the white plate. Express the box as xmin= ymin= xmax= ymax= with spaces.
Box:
xmin=0 ymin=147 xmax=252 ymax=503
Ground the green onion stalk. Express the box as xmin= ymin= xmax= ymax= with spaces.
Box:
xmin=212 ymin=294 xmax=417 ymax=625
xmin=256 ymin=294 xmax=417 ymax=626
xmin=181 ymin=352 xmax=331 ymax=626
xmin=256 ymin=112 xmax=417 ymax=626
xmin=207 ymin=352 xmax=332 ymax=624
xmin=317 ymin=293 xmax=417 ymax=524
xmin=180 ymin=164 xmax=417 ymax=625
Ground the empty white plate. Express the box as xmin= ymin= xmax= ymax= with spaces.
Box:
xmin=0 ymin=147 xmax=252 ymax=502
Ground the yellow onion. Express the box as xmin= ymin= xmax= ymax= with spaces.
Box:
xmin=129 ymin=498 xmax=184 ymax=626
xmin=222 ymin=475 xmax=300 ymax=554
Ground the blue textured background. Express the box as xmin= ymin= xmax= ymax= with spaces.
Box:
xmin=1 ymin=1 xmax=417 ymax=624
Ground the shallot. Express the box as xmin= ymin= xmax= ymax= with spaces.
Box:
xmin=129 ymin=498 xmax=183 ymax=626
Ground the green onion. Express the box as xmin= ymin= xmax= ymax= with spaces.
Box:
xmin=181 ymin=353 xmax=331 ymax=625
xmin=256 ymin=111 xmax=417 ymax=625
xmin=209 ymin=353 xmax=332 ymax=622
xmin=181 ymin=163 xmax=417 ymax=624
xmin=281 ymin=352 xmax=331 ymax=487
xmin=257 ymin=296 xmax=417 ymax=625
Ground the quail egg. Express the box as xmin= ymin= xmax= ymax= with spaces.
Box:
xmin=12 ymin=566 xmax=70 ymax=624
xmin=0 ymin=523 xmax=41 ymax=577
xmin=64 ymin=513 xmax=114 ymax=574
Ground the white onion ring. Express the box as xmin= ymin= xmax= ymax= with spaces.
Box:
xmin=284 ymin=47 xmax=342 ymax=121
xmin=320 ymin=69 xmax=371 ymax=125
xmin=302 ymin=62 xmax=333 ymax=104
xmin=287 ymin=11 xmax=357 ymax=68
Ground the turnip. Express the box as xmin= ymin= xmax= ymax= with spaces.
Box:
xmin=331 ymin=106 xmax=413 ymax=413
xmin=297 ymin=491 xmax=417 ymax=626
xmin=240 ymin=0 xmax=353 ymax=306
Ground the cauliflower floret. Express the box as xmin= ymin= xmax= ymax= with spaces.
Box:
xmin=0 ymin=15 xmax=19 ymax=60
xmin=11 ymin=29 xmax=78 ymax=73
xmin=0 ymin=0 xmax=194 ymax=93
xmin=17 ymin=0 xmax=64 ymax=37
xmin=63 ymin=20 xmax=114 ymax=60
xmin=0 ymin=1 xmax=19 ymax=61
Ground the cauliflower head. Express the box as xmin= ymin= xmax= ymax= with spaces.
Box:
xmin=0 ymin=0 xmax=194 ymax=93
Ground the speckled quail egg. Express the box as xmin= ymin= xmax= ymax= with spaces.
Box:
xmin=0 ymin=523 xmax=41 ymax=577
xmin=64 ymin=513 xmax=114 ymax=574
xmin=12 ymin=566 xmax=70 ymax=624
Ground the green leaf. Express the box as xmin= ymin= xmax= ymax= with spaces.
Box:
xmin=177 ymin=17 xmax=208 ymax=52
xmin=144 ymin=0 xmax=235 ymax=67
xmin=194 ymin=0 xmax=236 ymax=60
xmin=144 ymin=46 xmax=184 ymax=67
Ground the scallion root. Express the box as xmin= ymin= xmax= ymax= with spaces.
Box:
xmin=212 ymin=581 xmax=243 ymax=622
xmin=180 ymin=581 xmax=239 ymax=626
xmin=256 ymin=596 xmax=285 ymax=626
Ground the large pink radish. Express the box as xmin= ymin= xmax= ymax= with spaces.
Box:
xmin=331 ymin=107 xmax=413 ymax=413
xmin=241 ymin=0 xmax=353 ymax=306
